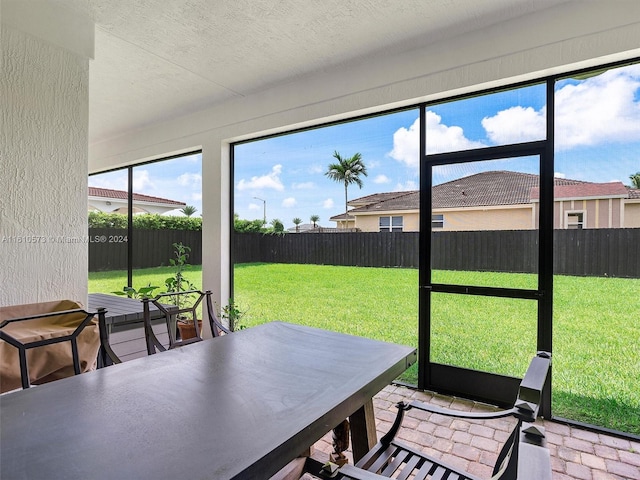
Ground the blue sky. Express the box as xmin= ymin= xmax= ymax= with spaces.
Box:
xmin=91 ymin=64 xmax=640 ymax=228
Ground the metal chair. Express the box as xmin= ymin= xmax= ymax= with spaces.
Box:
xmin=332 ymin=352 xmax=552 ymax=480
xmin=142 ymin=289 xmax=230 ymax=355
xmin=0 ymin=303 xmax=104 ymax=391
xmin=96 ymin=307 xmax=123 ymax=368
xmin=204 ymin=290 xmax=232 ymax=338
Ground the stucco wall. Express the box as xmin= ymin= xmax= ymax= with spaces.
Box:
xmin=355 ymin=212 xmax=420 ymax=232
xmin=1 ymin=8 xmax=92 ymax=306
xmin=624 ymin=201 xmax=640 ymax=228
xmin=440 ymin=207 xmax=534 ymax=231
xmin=556 ymin=198 xmax=628 ymax=229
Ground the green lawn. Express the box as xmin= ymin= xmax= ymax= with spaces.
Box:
xmin=89 ymin=262 xmax=640 ymax=434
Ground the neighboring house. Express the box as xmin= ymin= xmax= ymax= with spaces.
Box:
xmin=329 ymin=213 xmax=356 ymax=230
xmin=330 ymin=171 xmax=640 ymax=232
xmin=88 ymin=187 xmax=186 ymax=215
xmin=286 ymin=223 xmax=351 ymax=233
xmin=287 ymin=223 xmax=319 ymax=233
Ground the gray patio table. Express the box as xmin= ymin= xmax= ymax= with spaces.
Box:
xmin=0 ymin=321 xmax=416 ymax=480
xmin=88 ymin=292 xmax=179 ymax=359
xmin=88 ymin=292 xmax=167 ymax=327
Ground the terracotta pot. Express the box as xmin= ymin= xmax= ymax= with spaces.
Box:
xmin=177 ymin=319 xmax=203 ymax=340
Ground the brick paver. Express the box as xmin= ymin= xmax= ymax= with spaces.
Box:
xmin=311 ymin=385 xmax=639 ymax=480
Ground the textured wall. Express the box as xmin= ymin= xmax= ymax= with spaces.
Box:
xmin=1 ymin=26 xmax=90 ymax=306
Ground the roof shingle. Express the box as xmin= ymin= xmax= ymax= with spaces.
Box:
xmin=88 ymin=187 xmax=185 ymax=206
xmin=345 ymin=171 xmax=631 ymax=213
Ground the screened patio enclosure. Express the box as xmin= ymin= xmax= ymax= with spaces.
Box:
xmin=4 ymin=0 xmax=640 ymax=440
xmin=232 ymin=61 xmax=640 ymax=438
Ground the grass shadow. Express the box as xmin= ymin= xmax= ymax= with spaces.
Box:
xmin=553 ymin=390 xmax=639 ymax=436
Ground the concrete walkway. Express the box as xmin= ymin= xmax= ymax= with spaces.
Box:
xmin=312 ymin=384 xmax=640 ymax=480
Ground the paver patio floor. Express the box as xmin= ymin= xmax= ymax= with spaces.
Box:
xmin=311 ymin=384 xmax=640 ymax=480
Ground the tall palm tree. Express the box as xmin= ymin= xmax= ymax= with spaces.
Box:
xmin=310 ymin=214 xmax=320 ymax=228
xmin=630 ymin=172 xmax=640 ymax=189
xmin=292 ymin=217 xmax=302 ymax=232
xmin=325 ymin=151 xmax=367 ymax=221
xmin=180 ymin=205 xmax=197 ymax=217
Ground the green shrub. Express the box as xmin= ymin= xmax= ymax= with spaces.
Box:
xmin=88 ymin=211 xmax=201 ymax=230
xmin=233 ymin=216 xmax=266 ymax=233
xmin=88 ymin=211 xmax=128 ymax=228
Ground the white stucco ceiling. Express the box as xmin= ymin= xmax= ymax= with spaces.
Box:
xmin=50 ymin=0 xmax=573 ymax=144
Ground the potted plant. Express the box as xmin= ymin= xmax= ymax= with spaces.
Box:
xmin=217 ymin=298 xmax=247 ymax=332
xmin=163 ymin=242 xmax=201 ymax=340
xmin=112 ymin=284 xmax=159 ymax=299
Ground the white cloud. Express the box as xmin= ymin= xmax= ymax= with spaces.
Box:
xmin=425 ymin=111 xmax=486 ymax=154
xmin=237 ymin=164 xmax=284 ymax=191
xmin=389 ymin=119 xmax=420 ymax=168
xmin=555 ymin=66 xmax=640 ymax=149
xmin=374 ymin=174 xmax=391 ymax=184
xmin=480 ymin=65 xmax=640 ymax=150
xmin=391 ymin=66 xmax=640 ymax=162
xmin=248 ymin=203 xmax=261 ymax=211
xmin=554 ymin=172 xmax=566 ymax=179
xmin=481 ymin=106 xmax=546 ymax=144
xmin=323 ymin=198 xmax=334 ymax=209
xmin=132 ymin=170 xmax=154 ymax=191
xmin=309 ymin=165 xmax=324 ymax=174
xmin=292 ymin=181 xmax=315 ymax=189
xmin=390 ymin=112 xmax=486 ymax=170
xmin=282 ymin=197 xmax=297 ymax=208
xmin=177 ymin=172 xmax=202 ymax=187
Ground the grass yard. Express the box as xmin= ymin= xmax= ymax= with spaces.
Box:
xmin=89 ymin=267 xmax=202 ymax=297
xmin=89 ymin=262 xmax=639 ymax=434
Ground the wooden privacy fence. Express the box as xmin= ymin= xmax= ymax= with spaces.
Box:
xmin=88 ymin=228 xmax=202 ymax=271
xmin=89 ymin=228 xmax=639 ymax=278
xmin=233 ymin=229 xmax=640 ymax=278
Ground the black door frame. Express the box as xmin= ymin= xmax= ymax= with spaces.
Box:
xmin=417 ymin=81 xmax=554 ymax=413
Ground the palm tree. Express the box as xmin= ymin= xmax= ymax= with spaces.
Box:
xmin=270 ymin=218 xmax=284 ymax=233
xmin=310 ymin=214 xmax=320 ymax=228
xmin=180 ymin=205 xmax=197 ymax=217
xmin=292 ymin=217 xmax=302 ymax=232
xmin=325 ymin=151 xmax=367 ymax=221
xmin=630 ymin=172 xmax=640 ymax=189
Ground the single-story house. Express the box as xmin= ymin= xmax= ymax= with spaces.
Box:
xmin=88 ymin=187 xmax=186 ymax=215
xmin=330 ymin=171 xmax=640 ymax=231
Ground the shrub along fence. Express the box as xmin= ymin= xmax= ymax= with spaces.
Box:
xmin=89 ymin=228 xmax=639 ymax=278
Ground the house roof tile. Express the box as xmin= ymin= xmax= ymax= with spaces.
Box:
xmin=531 ymin=182 xmax=628 ymax=199
xmin=348 ymin=191 xmax=411 ymax=207
xmin=88 ymin=187 xmax=186 ymax=206
xmin=329 ymin=212 xmax=356 ymax=220
xmin=343 ymin=171 xmax=632 ymax=214
xmin=626 ymin=187 xmax=640 ymax=199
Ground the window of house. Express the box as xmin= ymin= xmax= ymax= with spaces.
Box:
xmin=566 ymin=211 xmax=584 ymax=229
xmin=432 ymin=214 xmax=444 ymax=229
xmin=380 ymin=216 xmax=403 ymax=232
